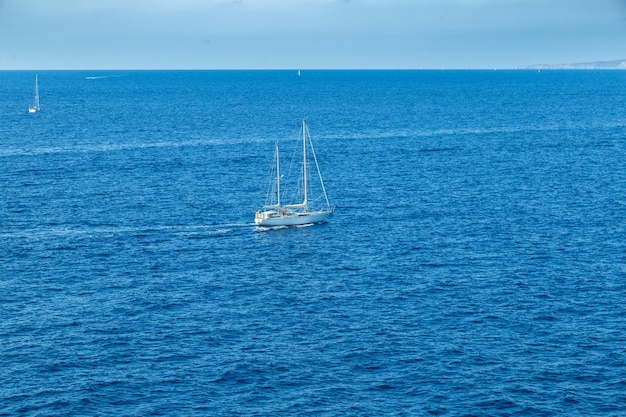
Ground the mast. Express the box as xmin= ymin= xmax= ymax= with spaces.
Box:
xmin=275 ymin=142 xmax=281 ymax=208
xmin=302 ymin=119 xmax=308 ymax=211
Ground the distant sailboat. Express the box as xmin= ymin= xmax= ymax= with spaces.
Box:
xmin=298 ymin=69 xmax=301 ymax=76
xmin=28 ymin=74 xmax=40 ymax=113
xmin=255 ymin=120 xmax=334 ymax=227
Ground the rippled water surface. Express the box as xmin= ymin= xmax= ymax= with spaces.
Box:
xmin=2 ymin=70 xmax=626 ymax=416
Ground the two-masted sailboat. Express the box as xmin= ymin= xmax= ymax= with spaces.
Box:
xmin=28 ymin=74 xmax=40 ymax=113
xmin=255 ymin=120 xmax=334 ymax=227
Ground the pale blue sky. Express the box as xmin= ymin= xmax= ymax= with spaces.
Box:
xmin=1 ymin=0 xmax=625 ymax=69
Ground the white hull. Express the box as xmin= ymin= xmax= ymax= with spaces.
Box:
xmin=255 ymin=209 xmax=333 ymax=227
xmin=28 ymin=107 xmax=38 ymax=113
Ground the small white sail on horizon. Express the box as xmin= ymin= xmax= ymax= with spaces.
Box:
xmin=28 ymin=74 xmax=40 ymax=113
xmin=255 ymin=119 xmax=334 ymax=227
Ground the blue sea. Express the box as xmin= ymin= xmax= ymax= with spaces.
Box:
xmin=2 ymin=69 xmax=626 ymax=416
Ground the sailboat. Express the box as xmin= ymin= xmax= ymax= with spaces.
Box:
xmin=255 ymin=120 xmax=334 ymax=227
xmin=28 ymin=74 xmax=40 ymax=113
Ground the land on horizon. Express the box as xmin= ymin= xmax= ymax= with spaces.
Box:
xmin=518 ymin=58 xmax=626 ymax=70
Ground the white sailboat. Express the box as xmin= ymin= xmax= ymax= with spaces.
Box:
xmin=255 ymin=120 xmax=334 ymax=227
xmin=28 ymin=74 xmax=40 ymax=113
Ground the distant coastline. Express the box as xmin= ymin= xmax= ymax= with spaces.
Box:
xmin=518 ymin=59 xmax=626 ymax=70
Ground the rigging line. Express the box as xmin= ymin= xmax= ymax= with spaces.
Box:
xmin=307 ymin=132 xmax=331 ymax=209
xmin=286 ymin=134 xmax=300 ymax=180
xmin=285 ymin=125 xmax=305 ymax=202
xmin=264 ymin=144 xmax=278 ymax=206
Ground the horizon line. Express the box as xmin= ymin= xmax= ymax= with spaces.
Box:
xmin=3 ymin=67 xmax=626 ymax=72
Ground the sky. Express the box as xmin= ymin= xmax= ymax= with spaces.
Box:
xmin=1 ymin=0 xmax=626 ymax=70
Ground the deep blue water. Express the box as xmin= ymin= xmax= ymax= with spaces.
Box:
xmin=2 ymin=70 xmax=626 ymax=416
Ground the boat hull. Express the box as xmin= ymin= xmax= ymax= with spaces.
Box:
xmin=255 ymin=210 xmax=333 ymax=227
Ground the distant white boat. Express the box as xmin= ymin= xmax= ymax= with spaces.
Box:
xmin=28 ymin=74 xmax=40 ymax=113
xmin=255 ymin=120 xmax=334 ymax=227
xmin=298 ymin=69 xmax=301 ymax=76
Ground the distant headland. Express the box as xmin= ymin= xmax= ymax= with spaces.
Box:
xmin=518 ymin=59 xmax=626 ymax=70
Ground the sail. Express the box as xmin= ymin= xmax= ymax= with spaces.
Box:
xmin=29 ymin=75 xmax=40 ymax=113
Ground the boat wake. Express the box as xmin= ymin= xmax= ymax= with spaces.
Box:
xmin=254 ymin=225 xmax=288 ymax=232
xmin=85 ymin=75 xmax=123 ymax=80
xmin=1 ymin=223 xmax=255 ymax=241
